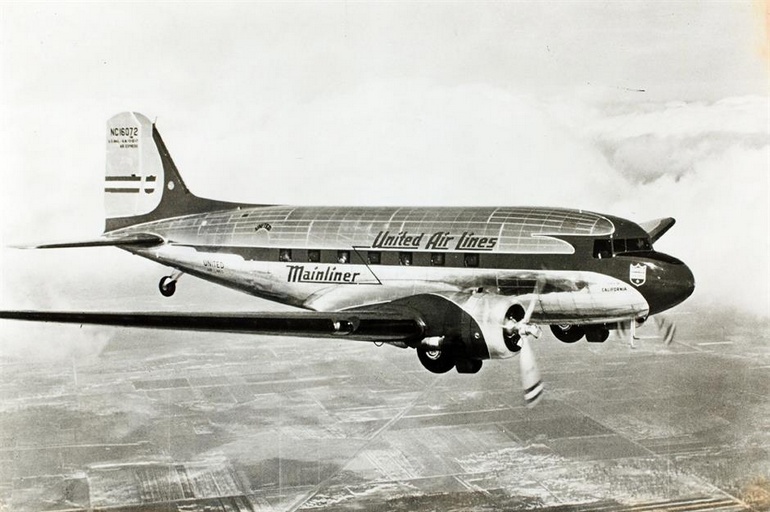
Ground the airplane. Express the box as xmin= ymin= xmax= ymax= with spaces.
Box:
xmin=0 ymin=112 xmax=695 ymax=406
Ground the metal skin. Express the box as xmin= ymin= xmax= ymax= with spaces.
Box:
xmin=1 ymin=112 xmax=696 ymax=380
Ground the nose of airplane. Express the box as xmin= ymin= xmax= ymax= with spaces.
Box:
xmin=647 ymin=255 xmax=695 ymax=315
xmin=671 ymin=261 xmax=696 ymax=306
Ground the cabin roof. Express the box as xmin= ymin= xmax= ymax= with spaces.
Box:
xmin=124 ymin=206 xmax=623 ymax=254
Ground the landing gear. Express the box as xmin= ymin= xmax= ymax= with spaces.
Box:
xmin=455 ymin=358 xmax=483 ymax=374
xmin=158 ymin=270 xmax=184 ymax=297
xmin=159 ymin=276 xmax=176 ymax=297
xmin=550 ymin=324 xmax=585 ymax=343
xmin=417 ymin=347 xmax=455 ymax=374
xmin=585 ymin=326 xmax=610 ymax=342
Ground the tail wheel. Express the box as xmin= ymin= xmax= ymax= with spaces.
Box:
xmin=417 ymin=347 xmax=455 ymax=374
xmin=159 ymin=276 xmax=176 ymax=297
xmin=550 ymin=324 xmax=584 ymax=343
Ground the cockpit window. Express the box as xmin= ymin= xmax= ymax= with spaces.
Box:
xmin=596 ymin=237 xmax=652 ymax=258
xmin=593 ymin=240 xmax=612 ymax=259
xmin=612 ymin=237 xmax=652 ymax=254
xmin=628 ymin=237 xmax=652 ymax=251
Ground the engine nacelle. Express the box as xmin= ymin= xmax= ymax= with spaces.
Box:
xmin=382 ymin=293 xmax=531 ymax=362
xmin=455 ymin=293 xmax=529 ymax=360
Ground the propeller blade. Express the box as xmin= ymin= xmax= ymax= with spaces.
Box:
xmin=654 ymin=315 xmax=677 ymax=345
xmin=522 ymin=277 xmax=546 ymax=324
xmin=519 ymin=337 xmax=543 ymax=407
xmin=616 ymin=321 xmax=638 ymax=348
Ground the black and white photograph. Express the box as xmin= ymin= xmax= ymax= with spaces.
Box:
xmin=0 ymin=2 xmax=768 ymax=511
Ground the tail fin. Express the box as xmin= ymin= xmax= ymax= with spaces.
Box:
xmin=104 ymin=112 xmax=253 ymax=233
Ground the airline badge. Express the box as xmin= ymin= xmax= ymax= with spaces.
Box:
xmin=629 ymin=263 xmax=647 ymax=287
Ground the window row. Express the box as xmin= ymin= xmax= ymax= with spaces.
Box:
xmin=593 ymin=237 xmax=653 ymax=259
xmin=277 ymin=249 xmax=480 ymax=267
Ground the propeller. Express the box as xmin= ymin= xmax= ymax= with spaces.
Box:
xmin=519 ymin=337 xmax=543 ymax=407
xmin=653 ymin=315 xmax=677 ymax=345
xmin=519 ymin=284 xmax=544 ymax=406
xmin=617 ymin=320 xmax=638 ymax=348
xmin=504 ymin=278 xmax=545 ymax=407
xmin=617 ymin=315 xmax=676 ymax=348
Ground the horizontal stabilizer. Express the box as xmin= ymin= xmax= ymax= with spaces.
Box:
xmin=14 ymin=233 xmax=164 ymax=249
xmin=0 ymin=310 xmax=425 ymax=344
xmin=638 ymin=217 xmax=676 ymax=243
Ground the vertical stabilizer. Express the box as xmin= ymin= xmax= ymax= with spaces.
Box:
xmin=105 ymin=113 xmax=163 ymax=222
xmin=104 ymin=112 xmax=255 ymax=233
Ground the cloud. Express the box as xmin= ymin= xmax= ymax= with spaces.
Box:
xmin=583 ymin=97 xmax=769 ymax=182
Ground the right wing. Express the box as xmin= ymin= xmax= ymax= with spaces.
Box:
xmin=0 ymin=310 xmax=426 ymax=344
xmin=638 ymin=217 xmax=676 ymax=243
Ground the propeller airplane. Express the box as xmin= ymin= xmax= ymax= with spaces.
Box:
xmin=0 ymin=112 xmax=696 ymax=406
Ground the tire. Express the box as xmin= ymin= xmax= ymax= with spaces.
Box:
xmin=455 ymin=358 xmax=483 ymax=374
xmin=417 ymin=347 xmax=455 ymax=374
xmin=159 ymin=276 xmax=176 ymax=297
xmin=550 ymin=324 xmax=584 ymax=343
xmin=585 ymin=327 xmax=610 ymax=343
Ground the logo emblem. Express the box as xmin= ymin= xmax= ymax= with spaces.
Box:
xmin=629 ymin=263 xmax=647 ymax=287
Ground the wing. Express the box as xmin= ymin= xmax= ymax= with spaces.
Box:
xmin=0 ymin=310 xmax=425 ymax=344
xmin=12 ymin=233 xmax=164 ymax=249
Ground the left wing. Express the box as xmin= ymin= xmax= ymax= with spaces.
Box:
xmin=13 ymin=233 xmax=164 ymax=249
xmin=0 ymin=310 xmax=425 ymax=344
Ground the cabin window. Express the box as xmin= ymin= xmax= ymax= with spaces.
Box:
xmin=399 ymin=252 xmax=413 ymax=266
xmin=593 ymin=240 xmax=612 ymax=259
xmin=613 ymin=238 xmax=627 ymax=254
xmin=337 ymin=250 xmax=350 ymax=264
xmin=368 ymin=251 xmax=381 ymax=265
xmin=279 ymin=249 xmax=292 ymax=262
xmin=431 ymin=253 xmax=445 ymax=266
xmin=307 ymin=249 xmax=320 ymax=262
xmin=464 ymin=253 xmax=479 ymax=267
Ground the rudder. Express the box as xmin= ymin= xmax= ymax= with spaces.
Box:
xmin=104 ymin=112 xmax=253 ymax=233
xmin=105 ymin=112 xmax=164 ymax=224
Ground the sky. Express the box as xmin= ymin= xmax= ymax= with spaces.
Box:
xmin=0 ymin=1 xmax=768 ymax=330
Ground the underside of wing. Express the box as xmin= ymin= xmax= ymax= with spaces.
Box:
xmin=0 ymin=310 xmax=425 ymax=344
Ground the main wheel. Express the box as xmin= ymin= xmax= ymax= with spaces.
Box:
xmin=417 ymin=347 xmax=455 ymax=374
xmin=159 ymin=276 xmax=176 ymax=297
xmin=550 ymin=324 xmax=584 ymax=343
xmin=455 ymin=358 xmax=483 ymax=374
xmin=585 ymin=326 xmax=610 ymax=343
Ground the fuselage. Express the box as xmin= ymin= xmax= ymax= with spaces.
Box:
xmin=113 ymin=205 xmax=695 ymax=328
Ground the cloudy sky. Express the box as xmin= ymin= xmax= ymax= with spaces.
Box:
xmin=0 ymin=2 xmax=768 ymax=322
